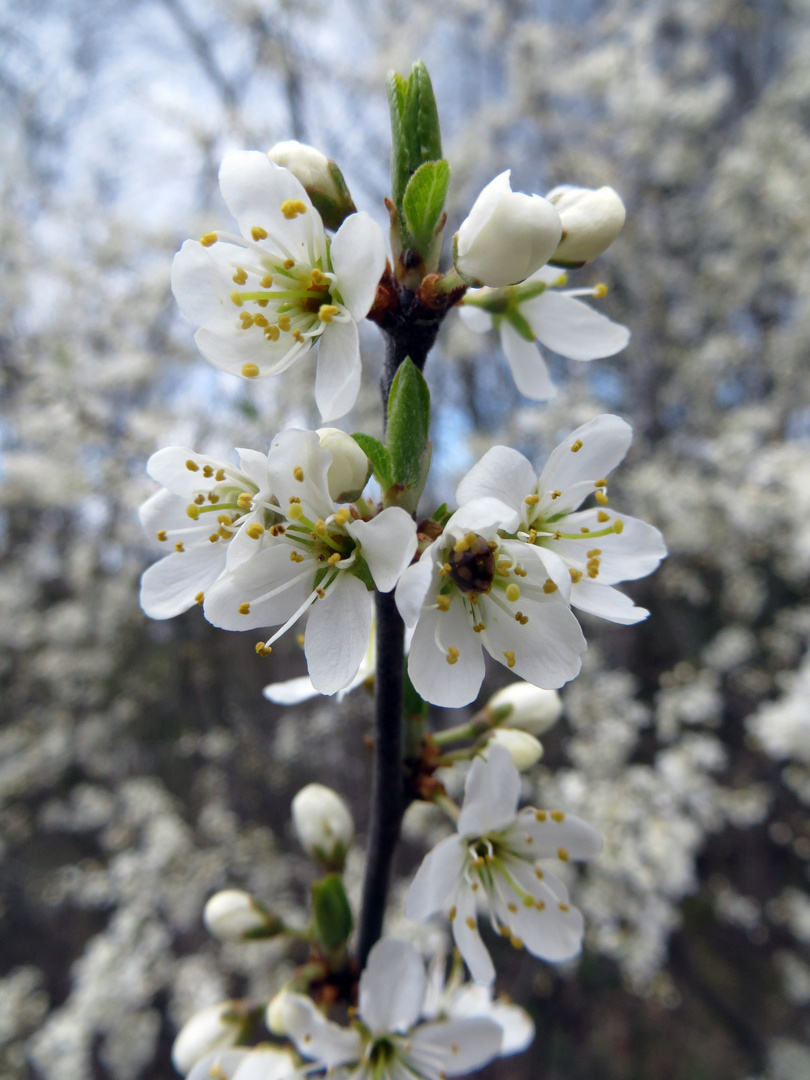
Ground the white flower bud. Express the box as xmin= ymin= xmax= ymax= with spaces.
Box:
xmin=268 ymin=141 xmax=340 ymax=199
xmin=546 ymin=185 xmax=626 ymax=265
xmin=485 ymin=728 xmax=544 ymax=771
xmin=317 ymin=427 xmax=370 ymax=502
xmin=291 ymin=783 xmax=354 ymax=869
xmin=265 ymin=988 xmax=293 ymax=1036
xmin=171 ymin=1001 xmax=242 ymax=1075
xmin=203 ymin=889 xmax=277 ymax=942
xmin=455 ymin=170 xmax=562 ymax=287
xmin=486 ymin=682 xmax=563 ymax=735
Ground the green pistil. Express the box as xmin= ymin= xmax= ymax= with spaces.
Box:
xmin=237 ymin=289 xmax=327 ymax=302
xmin=196 ymin=502 xmax=242 ymax=514
xmin=555 ymin=524 xmax=619 ymax=541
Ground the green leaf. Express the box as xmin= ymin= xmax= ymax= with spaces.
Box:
xmin=387 ymin=71 xmax=410 ymax=207
xmin=352 ymin=432 xmax=393 ymax=491
xmin=431 ymin=502 xmax=448 ymax=523
xmin=311 ymin=874 xmax=353 ymax=951
xmin=385 ymin=359 xmax=431 ymax=488
xmin=402 ymin=61 xmax=442 ymax=173
xmin=403 ymin=159 xmax=450 ymax=253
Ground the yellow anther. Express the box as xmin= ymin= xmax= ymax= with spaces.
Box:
xmin=543 ymin=579 xmax=558 ymax=594
xmin=241 ymin=363 xmax=260 ymax=378
xmin=208 ymin=493 xmax=220 ymax=504
xmin=315 ymin=519 xmax=328 ymax=536
xmin=557 ymin=847 xmax=569 ymax=862
xmin=265 ymin=325 xmax=280 ymax=341
xmin=260 ymin=274 xmax=273 ymax=288
xmin=156 ymin=530 xmax=167 ymax=542
xmin=318 ymin=304 xmax=339 ymax=323
xmin=580 ymin=526 xmax=590 ymax=533
xmin=186 ymin=504 xmax=200 ymax=520
xmin=506 ymin=583 xmax=520 ymax=602
xmin=255 ymin=642 xmax=273 ymax=656
xmin=202 ymin=465 xmax=214 ymax=478
xmin=507 ymin=903 xmax=518 ymax=913
xmin=185 ymin=459 xmax=199 ymax=472
xmin=281 ymin=199 xmax=307 ymax=219
xmin=536 ymin=899 xmax=546 ymax=911
xmin=551 ymin=810 xmax=565 ymax=822
xmin=278 ymin=315 xmax=291 ymax=332
xmin=473 ymin=622 xmax=486 ymax=633
xmin=253 ymin=314 xmax=269 ymax=328
xmin=613 ymin=519 xmax=624 ymax=534
xmin=174 ymin=541 xmax=184 ymax=552
xmin=595 ymin=479 xmax=607 ymax=487
xmin=454 ymin=537 xmax=470 ymax=555
xmin=269 ymin=524 xmax=286 ymax=536
xmin=550 ymin=489 xmax=562 ymax=500
xmin=293 ymin=466 xmax=304 ymax=482
xmin=436 ymin=594 xmax=451 ymax=612
xmin=451 ymin=1044 xmax=459 ymax=1056
xmin=238 ymin=602 xmax=251 ymax=615
xmin=216 ymin=513 xmax=233 ymax=525
xmin=290 ymin=550 xmax=305 ymax=562
xmin=587 ymin=549 xmax=602 ymax=557
xmin=446 ymin=646 xmax=460 ymax=666
xmin=209 ymin=533 xmax=219 ymax=543
xmin=597 ymin=510 xmax=610 ymax=522
xmin=536 ymin=810 xmax=547 ymax=822
xmin=328 ymin=552 xmax=341 ymax=566
xmin=316 ymin=587 xmax=326 ymax=599
xmin=232 ymin=267 xmax=248 ymax=285
xmin=215 ymin=469 xmax=226 ymax=481
xmin=558 ymin=903 xmax=570 ymax=913
xmin=235 ymin=493 xmax=251 ymax=509
xmin=246 ymin=523 xmax=265 ymax=539
xmin=218 ymin=526 xmax=233 ymax=538
xmin=199 ymin=232 xmax=218 ymax=247
xmin=593 ymin=283 xmax=608 ymax=299
xmin=257 ymin=298 xmax=268 ymax=307
xmin=595 ymin=490 xmax=609 ymax=505
xmin=289 ymin=495 xmax=301 ymax=503
xmin=514 ymin=565 xmax=527 ymax=577
xmin=495 ymin=559 xmax=511 ymax=574
xmin=311 ymin=269 xmax=327 ymax=287
xmin=569 ymin=568 xmax=583 ymax=583
xmin=292 ymin=329 xmax=304 ymax=342
xmin=499 ymin=925 xmax=511 ymax=937
xmin=448 ymin=905 xmax=457 ymax=920
xmin=250 ymin=226 xmax=268 ymax=240
xmin=230 ymin=290 xmax=243 ymax=307
xmin=510 ymin=935 xmax=524 ymax=950
xmin=588 ymin=567 xmax=599 ymax=579
xmin=288 ymin=503 xmax=304 ymax=520
xmin=333 ymin=508 xmax=350 ymax=525
xmin=296 ymin=634 xmax=305 ymax=646
xmin=528 ymin=529 xmax=537 ymax=543
xmin=504 ymin=650 xmax=516 ymax=669
xmin=523 ymin=894 xmax=535 ymax=906
xmin=195 ymin=592 xmax=204 ymax=605
xmin=570 ymin=439 xmax=583 ymax=453
xmin=472 ymin=882 xmax=479 ymax=891
xmin=283 ymin=258 xmax=295 ymax=269
xmin=524 ymin=493 xmax=540 ymax=505
xmin=442 ymin=562 xmax=452 ymax=574
xmin=465 ymin=916 xmax=476 ymax=930
xmin=515 ymin=611 xmax=528 ymax=624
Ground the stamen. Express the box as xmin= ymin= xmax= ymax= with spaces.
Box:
xmin=260 ymin=274 xmax=273 ymax=288
xmin=241 ymin=363 xmax=260 ymax=378
xmin=185 ymin=459 xmax=199 ymax=472
xmin=613 ymin=519 xmax=624 ymax=534
xmin=524 ymin=494 xmax=539 ymax=505
xmin=290 ymin=551 xmax=305 ymax=562
xmin=232 ymin=267 xmax=247 ymax=285
xmin=543 ymin=579 xmax=558 ymax=593
xmin=174 ymin=542 xmax=184 ymax=552
xmin=504 ymin=651 xmax=516 ymax=669
xmin=318 ymin=304 xmax=339 ymax=323
xmin=281 ymin=199 xmax=307 ymax=219
xmin=255 ymin=642 xmax=273 ymax=656
xmin=505 ymin=584 xmax=520 ymax=602
xmin=557 ymin=847 xmax=569 ymax=862
xmin=550 ymin=489 xmax=562 ymax=500
xmin=595 ymin=491 xmax=609 ymax=505
xmin=230 ymin=291 xmax=244 ymax=306
xmin=156 ymin=530 xmax=167 ymax=541
xmin=199 ymin=232 xmax=218 ymax=246
xmin=293 ymin=466 xmax=304 ymax=481
xmin=446 ymin=646 xmax=460 ymax=665
xmin=237 ymin=492 xmax=253 ymax=509
xmin=569 ymin=569 xmax=583 ymax=583
xmin=570 ymin=439 xmax=583 ymax=452
xmin=250 ymin=226 xmax=268 ymax=240
xmin=592 ymin=283 xmax=608 ymax=298
xmin=436 ymin=594 xmax=451 ymax=612
xmin=551 ymin=810 xmax=565 ymax=822
xmin=195 ymin=592 xmax=204 ymax=605
xmin=246 ymin=523 xmax=265 ymax=539
xmin=238 ymin=602 xmax=251 ymax=615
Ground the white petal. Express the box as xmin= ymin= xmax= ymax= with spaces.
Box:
xmin=280 ymin=994 xmax=361 ymax=1067
xmin=552 ymin=510 xmax=666 ymax=583
xmin=500 ymin=322 xmax=557 ymax=401
xmin=139 ymin=488 xmax=197 ymax=540
xmin=395 ymin=542 xmax=441 ymax=629
xmin=262 ymin=675 xmax=319 ymax=705
xmin=195 ymin=325 xmax=307 ymax=379
xmin=515 ymin=542 xmax=572 ymax=602
xmin=452 ymin=887 xmax=494 ymax=985
xmin=410 ymin=1018 xmax=503 ymax=1076
xmin=140 ymin=545 xmax=225 ymax=619
xmin=330 ymin=211 xmax=387 ymax=321
xmin=203 ymin=544 xmax=314 ymax=631
xmin=405 ymin=835 xmax=467 ymax=920
xmin=315 ymin=318 xmax=361 ymax=421
xmin=450 ymin=987 xmax=534 ymax=1056
xmin=445 ymin=497 xmax=516 ymax=538
xmin=305 ymin=573 xmax=373 ymax=694
xmin=171 ymin=240 xmax=244 ymax=332
xmin=232 ymin=1049 xmax=298 ymax=1080
xmin=348 ymin=507 xmax=418 ymax=593
xmin=359 ymin=939 xmax=426 ymax=1035
xmin=537 ymin=414 xmax=632 ymax=498
xmin=146 ymin=447 xmax=230 ymax=499
xmin=455 ymin=446 xmax=534 ymax=515
xmin=510 ymin=807 xmax=602 ymax=860
xmin=406 ymin=600 xmax=485 ymax=708
xmin=571 ymin=581 xmax=649 ymax=624
xmin=523 ymin=291 xmax=630 ymax=360
xmin=235 ymin=447 xmax=272 ymax=490
xmin=267 ymin=428 xmax=333 ymax=520
xmin=187 ymin=1051 xmax=250 ymax=1080
xmin=457 ymin=302 xmax=493 ymax=334
xmin=458 ymin=744 xmax=520 ymax=837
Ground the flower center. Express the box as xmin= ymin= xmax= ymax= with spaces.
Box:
xmin=448 ymin=532 xmax=495 ymax=594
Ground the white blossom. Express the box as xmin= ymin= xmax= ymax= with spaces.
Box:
xmin=291 ymin=783 xmax=354 ymax=867
xmin=455 ymin=415 xmax=667 ymax=625
xmin=202 ymin=890 xmax=276 ymax=943
xmin=317 ymin=427 xmax=371 ymax=502
xmin=187 ymin=1047 xmax=298 ymax=1080
xmin=405 ymin=746 xmax=602 ymax=984
xmin=171 ymin=151 xmax=386 ymax=420
xmin=454 ymin=171 xmax=562 ymax=288
xmin=546 ymin=184 xmax=626 ymax=265
xmin=262 ymin=625 xmax=375 ymax=706
xmin=395 ymin=498 xmax=587 ymax=709
xmin=459 ymin=266 xmax=630 ymax=400
xmin=485 ymin=729 xmax=544 ymax=771
xmin=268 ymin=142 xmax=340 ymax=198
xmin=280 ymin=939 xmax=503 ymax=1079
xmin=204 ymin=429 xmax=417 ymax=694
xmin=171 ymin=1001 xmax=244 ymax=1075
xmin=486 ymin=682 xmax=562 ymax=735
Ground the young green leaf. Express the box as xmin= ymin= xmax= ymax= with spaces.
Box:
xmin=386 ymin=358 xmax=431 ymax=488
xmin=402 ymin=61 xmax=442 ymax=173
xmin=403 ymin=159 xmax=450 ymax=253
xmin=387 ymin=70 xmax=410 ymax=207
xmin=311 ymin=874 xmax=354 ymax=951
xmin=352 ymin=433 xmax=393 ymax=491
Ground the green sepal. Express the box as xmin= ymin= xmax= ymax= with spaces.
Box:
xmin=352 ymin=433 xmax=393 ymax=491
xmin=387 ymin=71 xmax=410 ymax=208
xmin=402 ymin=159 xmax=450 ymax=255
xmin=431 ymin=502 xmax=450 ymax=525
xmin=507 ymin=309 xmax=536 ymax=343
xmin=386 ymin=358 xmax=431 ymax=489
xmin=311 ymin=874 xmax=354 ymax=951
xmin=349 ymin=557 xmax=375 ymax=592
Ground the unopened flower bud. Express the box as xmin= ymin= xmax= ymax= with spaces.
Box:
xmin=486 ymin=682 xmax=563 ymax=735
xmin=546 ymin=185 xmax=626 ymax=265
xmin=485 ymin=728 xmax=544 ymax=771
xmin=454 ymin=170 xmax=562 ymax=288
xmin=268 ymin=141 xmax=356 ymax=231
xmin=203 ymin=889 xmax=281 ymax=943
xmin=317 ymin=428 xmax=370 ymax=502
xmin=171 ymin=1001 xmax=244 ymax=1075
xmin=265 ymin=988 xmax=293 ymax=1036
xmin=292 ymin=783 xmax=354 ymax=870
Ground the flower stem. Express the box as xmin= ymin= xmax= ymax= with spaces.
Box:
xmin=356 ymin=588 xmax=406 ymax=968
